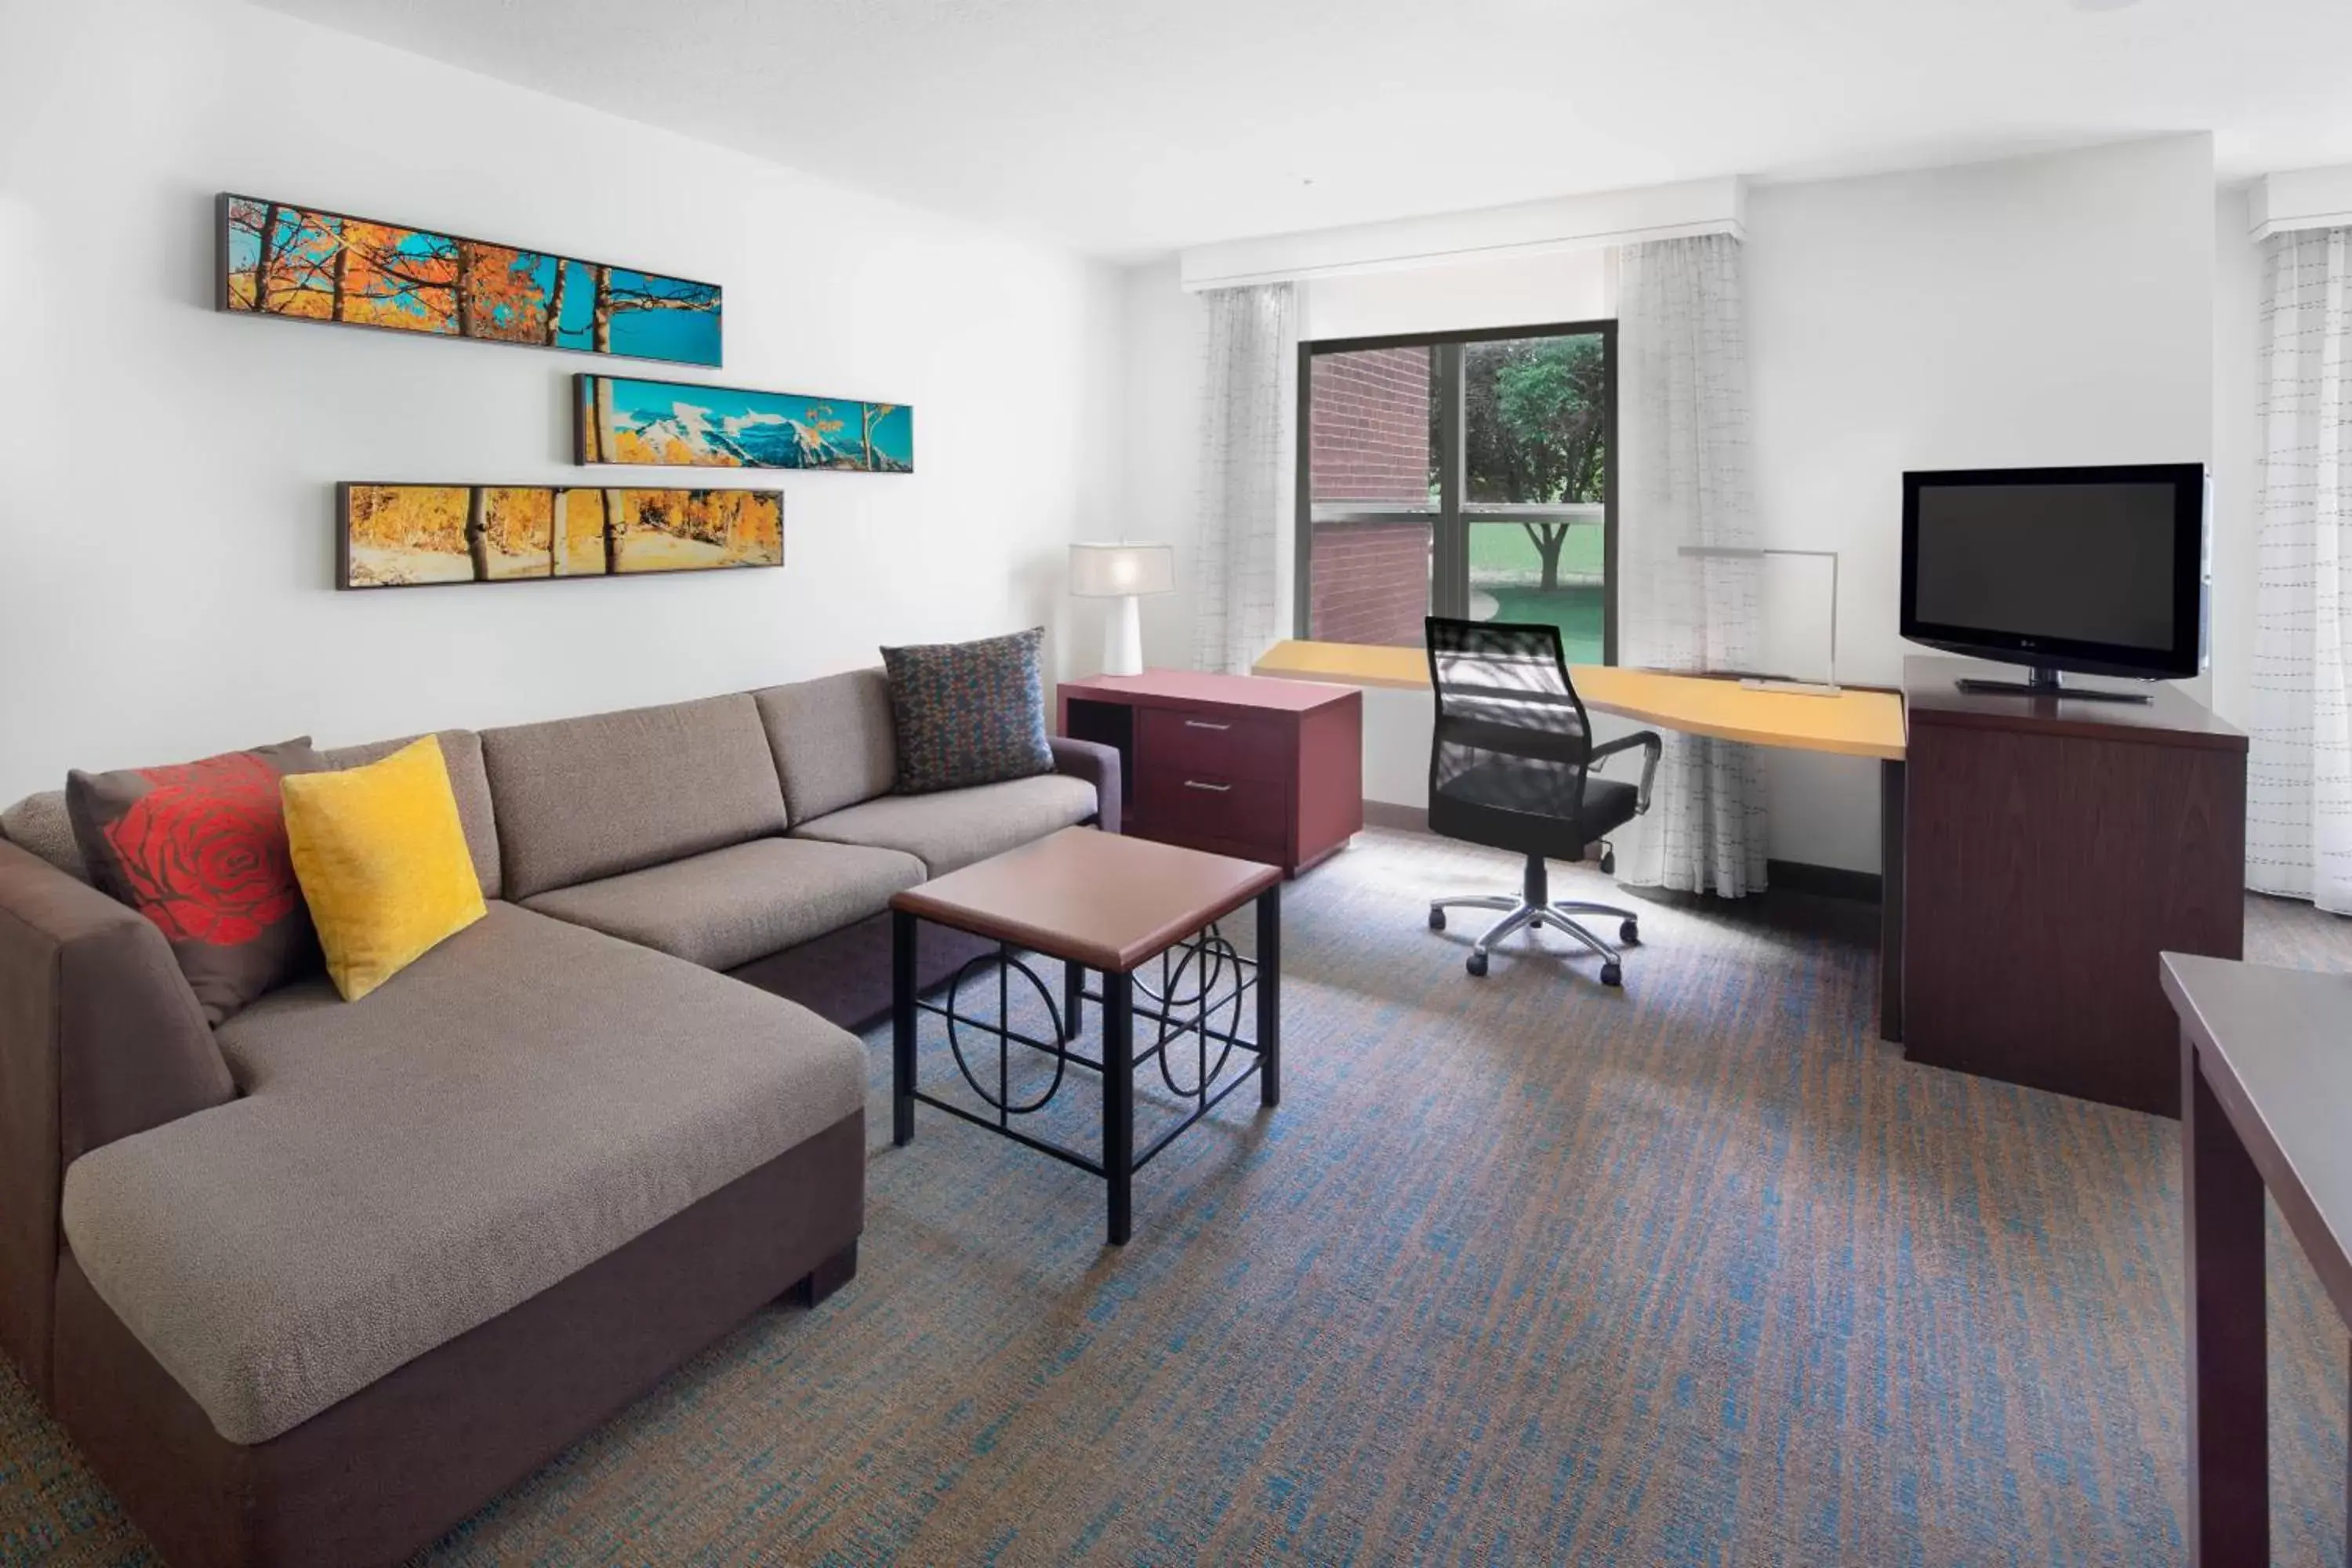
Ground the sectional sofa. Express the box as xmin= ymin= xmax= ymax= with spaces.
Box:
xmin=0 ymin=669 xmax=1119 ymax=1568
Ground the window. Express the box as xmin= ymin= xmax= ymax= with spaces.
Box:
xmin=1295 ymin=321 xmax=1615 ymax=665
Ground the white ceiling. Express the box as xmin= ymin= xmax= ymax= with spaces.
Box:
xmin=256 ymin=0 xmax=2352 ymax=259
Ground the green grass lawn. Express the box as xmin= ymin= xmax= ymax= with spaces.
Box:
xmin=1481 ymin=586 xmax=1606 ymax=666
xmin=1468 ymin=521 xmax=1605 ymax=662
xmin=1467 ymin=519 xmax=1603 ymax=583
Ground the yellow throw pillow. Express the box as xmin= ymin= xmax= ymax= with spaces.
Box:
xmin=281 ymin=735 xmax=487 ymax=1002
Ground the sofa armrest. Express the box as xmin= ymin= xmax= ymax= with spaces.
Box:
xmin=1049 ymin=737 xmax=1122 ymax=835
xmin=0 ymin=840 xmax=232 ymax=1396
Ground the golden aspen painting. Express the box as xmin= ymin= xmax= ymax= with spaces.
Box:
xmin=577 ymin=374 xmax=913 ymax=472
xmin=222 ymin=195 xmax=721 ymax=366
xmin=339 ymin=485 xmax=781 ymax=590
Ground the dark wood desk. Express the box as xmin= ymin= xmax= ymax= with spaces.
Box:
xmin=2163 ymin=953 xmax=2352 ymax=1566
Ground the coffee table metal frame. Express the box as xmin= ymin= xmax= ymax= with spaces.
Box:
xmin=891 ymin=884 xmax=1280 ymax=1245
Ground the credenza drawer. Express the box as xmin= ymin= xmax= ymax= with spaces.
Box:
xmin=1140 ymin=706 xmax=1290 ymax=786
xmin=1137 ymin=769 xmax=1287 ymax=865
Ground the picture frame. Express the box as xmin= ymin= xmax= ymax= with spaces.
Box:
xmin=336 ymin=483 xmax=782 ymax=590
xmin=575 ymin=373 xmax=912 ymax=472
xmin=222 ymin=194 xmax=723 ymax=367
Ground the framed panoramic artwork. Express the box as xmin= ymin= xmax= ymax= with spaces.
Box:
xmin=576 ymin=374 xmax=913 ymax=472
xmin=338 ymin=484 xmax=782 ymax=590
xmin=221 ymin=195 xmax=722 ymax=367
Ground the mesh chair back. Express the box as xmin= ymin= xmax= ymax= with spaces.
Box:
xmin=1425 ymin=618 xmax=1597 ymax=844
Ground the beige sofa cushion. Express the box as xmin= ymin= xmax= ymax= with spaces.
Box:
xmin=791 ymin=773 xmax=1097 ymax=876
xmin=319 ymin=729 xmax=503 ymax=899
xmin=59 ymin=902 xmax=863 ymax=1446
xmin=522 ymin=837 xmax=924 ymax=971
xmin=753 ymin=670 xmax=897 ymax=822
xmin=0 ymin=789 xmax=87 ymax=883
xmin=482 ymin=694 xmax=788 ymax=901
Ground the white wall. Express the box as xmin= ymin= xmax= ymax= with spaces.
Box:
xmin=0 ymin=0 xmax=1123 ymax=801
xmin=2209 ymin=182 xmax=2263 ymax=729
xmin=1746 ymin=134 xmax=2216 ymax=869
xmin=1117 ymin=259 xmax=1207 ymax=673
xmin=1303 ymin=249 xmax=1616 ymax=342
xmin=1121 ymin=139 xmax=2222 ymax=870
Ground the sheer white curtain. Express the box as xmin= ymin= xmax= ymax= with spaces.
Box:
xmin=1193 ymin=283 xmax=1298 ymax=675
xmin=1614 ymin=234 xmax=1769 ymax=897
xmin=2249 ymin=227 xmax=2352 ymax=914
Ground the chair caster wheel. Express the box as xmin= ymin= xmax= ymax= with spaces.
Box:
xmin=1620 ymin=919 xmax=1639 ymax=945
xmin=1428 ymin=907 xmax=1446 ymax=931
xmin=1600 ymin=960 xmax=1623 ymax=987
xmin=1599 ymin=850 xmax=1616 ymax=875
xmin=1466 ymin=950 xmax=1488 ymax=978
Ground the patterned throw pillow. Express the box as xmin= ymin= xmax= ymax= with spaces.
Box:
xmin=67 ymin=739 xmax=326 ymax=1025
xmin=880 ymin=628 xmax=1054 ymax=795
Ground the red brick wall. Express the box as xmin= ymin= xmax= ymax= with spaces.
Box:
xmin=1307 ymin=347 xmax=1430 ymax=644
xmin=1309 ymin=521 xmax=1428 ymax=647
xmin=1308 ymin=348 xmax=1429 ymax=505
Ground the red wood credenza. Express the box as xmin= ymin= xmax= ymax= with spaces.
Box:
xmin=1057 ymin=670 xmax=1363 ymax=877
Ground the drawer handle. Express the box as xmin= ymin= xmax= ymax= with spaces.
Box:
xmin=1182 ymin=719 xmax=1232 ymax=731
xmin=1183 ymin=779 xmax=1233 ymax=793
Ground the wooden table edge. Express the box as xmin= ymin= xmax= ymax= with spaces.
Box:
xmin=1575 ymin=691 xmax=1907 ymax=760
xmin=1250 ymin=641 xmax=1908 ymax=760
xmin=2162 ymin=953 xmax=2352 ymax=1329
xmin=891 ymin=869 xmax=1281 ymax=975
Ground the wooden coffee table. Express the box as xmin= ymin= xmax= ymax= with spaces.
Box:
xmin=889 ymin=826 xmax=1283 ymax=1244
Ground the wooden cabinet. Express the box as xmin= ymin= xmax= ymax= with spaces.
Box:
xmin=1058 ymin=670 xmax=1363 ymax=876
xmin=1898 ymin=656 xmax=2247 ymax=1116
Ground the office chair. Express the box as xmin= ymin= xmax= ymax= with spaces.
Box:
xmin=1423 ymin=617 xmax=1662 ymax=983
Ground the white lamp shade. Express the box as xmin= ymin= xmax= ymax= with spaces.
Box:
xmin=1069 ymin=542 xmax=1175 ymax=598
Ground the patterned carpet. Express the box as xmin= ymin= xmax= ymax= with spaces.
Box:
xmin=1 ymin=829 xmax=2346 ymax=1565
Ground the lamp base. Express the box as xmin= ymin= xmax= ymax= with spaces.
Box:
xmin=1101 ymin=594 xmax=1144 ymax=677
xmin=1739 ymin=677 xmax=1843 ymax=698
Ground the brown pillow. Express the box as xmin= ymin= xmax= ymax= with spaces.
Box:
xmin=67 ymin=739 xmax=326 ymax=1025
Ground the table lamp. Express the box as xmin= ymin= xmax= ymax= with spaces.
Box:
xmin=1069 ymin=543 xmax=1174 ymax=677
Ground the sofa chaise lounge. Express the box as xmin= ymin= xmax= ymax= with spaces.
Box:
xmin=0 ymin=668 xmax=1119 ymax=1567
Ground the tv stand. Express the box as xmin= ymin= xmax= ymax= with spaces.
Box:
xmin=1952 ymin=665 xmax=2152 ymax=704
xmin=1897 ymin=655 xmax=2246 ymax=1116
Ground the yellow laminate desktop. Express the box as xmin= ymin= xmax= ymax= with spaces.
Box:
xmin=1250 ymin=640 xmax=1907 ymax=760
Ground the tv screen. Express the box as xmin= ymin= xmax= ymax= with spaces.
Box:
xmin=1900 ymin=464 xmax=2205 ymax=679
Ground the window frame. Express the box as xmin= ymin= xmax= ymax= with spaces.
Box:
xmin=1293 ymin=318 xmax=1619 ymax=666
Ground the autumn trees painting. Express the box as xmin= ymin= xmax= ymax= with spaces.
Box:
xmin=222 ymin=196 xmax=721 ymax=366
xmin=340 ymin=485 xmax=782 ymax=589
xmin=576 ymin=376 xmax=914 ymax=472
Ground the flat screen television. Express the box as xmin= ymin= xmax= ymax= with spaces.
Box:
xmin=1900 ymin=463 xmax=2206 ymax=699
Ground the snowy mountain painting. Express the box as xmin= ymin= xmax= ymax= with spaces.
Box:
xmin=577 ymin=374 xmax=914 ymax=473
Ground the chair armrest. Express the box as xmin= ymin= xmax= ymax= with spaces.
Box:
xmin=1589 ymin=730 xmax=1664 ymax=814
xmin=1049 ymin=737 xmax=1123 ymax=834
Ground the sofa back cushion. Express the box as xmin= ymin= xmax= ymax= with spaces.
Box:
xmin=320 ymin=729 xmax=503 ymax=899
xmin=0 ymin=790 xmax=87 ymax=884
xmin=481 ymin=694 xmax=787 ymax=900
xmin=753 ymin=670 xmax=897 ymax=822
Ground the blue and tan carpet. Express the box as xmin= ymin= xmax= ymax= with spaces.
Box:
xmin=2 ymin=829 xmax=2346 ymax=1564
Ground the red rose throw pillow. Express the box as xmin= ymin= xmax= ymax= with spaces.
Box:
xmin=67 ymin=739 xmax=326 ymax=1025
